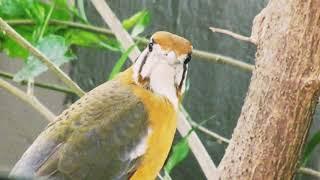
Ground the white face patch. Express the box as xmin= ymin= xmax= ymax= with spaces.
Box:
xmin=133 ymin=44 xmax=189 ymax=109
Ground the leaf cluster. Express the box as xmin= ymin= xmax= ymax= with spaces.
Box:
xmin=0 ymin=0 xmax=151 ymax=81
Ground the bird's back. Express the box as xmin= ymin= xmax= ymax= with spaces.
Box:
xmin=10 ymin=68 xmax=178 ymax=180
xmin=10 ymin=70 xmax=150 ymax=179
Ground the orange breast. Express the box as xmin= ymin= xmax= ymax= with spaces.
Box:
xmin=119 ymin=68 xmax=177 ymax=180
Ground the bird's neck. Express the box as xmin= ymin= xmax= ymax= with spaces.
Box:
xmin=146 ymin=63 xmax=179 ymax=108
xmin=130 ymin=52 xmax=179 ymax=109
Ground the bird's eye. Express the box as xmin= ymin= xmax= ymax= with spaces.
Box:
xmin=148 ymin=42 xmax=153 ymax=52
xmin=184 ymin=53 xmax=191 ymax=64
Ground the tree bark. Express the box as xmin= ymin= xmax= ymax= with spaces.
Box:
xmin=218 ymin=0 xmax=320 ymax=179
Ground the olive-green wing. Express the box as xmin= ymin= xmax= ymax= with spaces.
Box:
xmin=10 ymin=80 xmax=149 ymax=180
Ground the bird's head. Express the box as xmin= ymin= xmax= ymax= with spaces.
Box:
xmin=133 ymin=31 xmax=192 ymax=107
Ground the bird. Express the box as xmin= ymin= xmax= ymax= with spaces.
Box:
xmin=9 ymin=31 xmax=192 ymax=180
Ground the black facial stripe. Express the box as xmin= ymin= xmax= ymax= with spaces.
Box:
xmin=148 ymin=42 xmax=153 ymax=52
xmin=138 ymin=51 xmax=149 ymax=73
xmin=184 ymin=53 xmax=192 ymax=64
xmin=178 ymin=63 xmax=187 ymax=90
xmin=148 ymin=39 xmax=154 ymax=52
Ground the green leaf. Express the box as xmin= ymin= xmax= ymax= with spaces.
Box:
xmin=22 ymin=0 xmax=46 ymax=24
xmin=122 ymin=10 xmax=150 ymax=36
xmin=77 ymin=0 xmax=88 ymax=23
xmin=49 ymin=0 xmax=73 ymax=21
xmin=108 ymin=45 xmax=136 ymax=80
xmin=0 ymin=0 xmax=46 ymax=23
xmin=302 ymin=131 xmax=320 ymax=165
xmin=3 ymin=38 xmax=29 ymax=59
xmin=164 ymin=136 xmax=190 ymax=174
xmin=37 ymin=1 xmax=56 ymax=40
xmin=65 ymin=29 xmax=121 ymax=51
xmin=131 ymin=11 xmax=150 ymax=37
xmin=13 ymin=35 xmax=75 ymax=82
xmin=1 ymin=26 xmax=33 ymax=59
xmin=0 ymin=0 xmax=26 ymax=18
xmin=122 ymin=10 xmax=147 ymax=30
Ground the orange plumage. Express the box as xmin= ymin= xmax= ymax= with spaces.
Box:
xmin=119 ymin=68 xmax=177 ymax=180
xmin=152 ymin=31 xmax=192 ymax=56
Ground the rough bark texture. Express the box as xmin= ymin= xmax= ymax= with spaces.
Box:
xmin=218 ymin=0 xmax=320 ymax=179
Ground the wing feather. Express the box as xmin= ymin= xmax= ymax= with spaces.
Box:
xmin=10 ymin=80 xmax=149 ymax=180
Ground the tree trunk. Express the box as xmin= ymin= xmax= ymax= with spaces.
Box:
xmin=218 ymin=0 xmax=320 ymax=179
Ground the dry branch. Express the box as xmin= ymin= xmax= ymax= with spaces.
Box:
xmin=0 ymin=71 xmax=75 ymax=94
xmin=0 ymin=78 xmax=55 ymax=121
xmin=210 ymin=27 xmax=256 ymax=44
xmin=298 ymin=167 xmax=320 ymax=178
xmin=189 ymin=120 xmax=230 ymax=144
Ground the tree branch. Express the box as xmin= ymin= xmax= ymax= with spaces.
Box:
xmin=0 ymin=70 xmax=75 ymax=94
xmin=179 ymin=107 xmax=218 ymax=177
xmin=0 ymin=78 xmax=55 ymax=121
xmin=89 ymin=0 xmax=218 ymax=178
xmin=0 ymin=18 xmax=85 ymax=97
xmin=6 ymin=19 xmax=255 ymax=73
xmin=298 ymin=167 xmax=320 ymax=178
xmin=210 ymin=27 xmax=256 ymax=44
xmin=189 ymin=120 xmax=230 ymax=144
xmin=193 ymin=49 xmax=254 ymax=72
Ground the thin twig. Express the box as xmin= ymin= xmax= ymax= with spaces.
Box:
xmin=0 ymin=70 xmax=75 ymax=94
xmin=179 ymin=107 xmax=218 ymax=178
xmin=298 ymin=167 xmax=320 ymax=178
xmin=0 ymin=78 xmax=55 ymax=121
xmin=27 ymin=78 xmax=34 ymax=96
xmin=193 ymin=49 xmax=254 ymax=72
xmin=210 ymin=27 xmax=256 ymax=44
xmin=89 ymin=0 xmax=218 ymax=178
xmin=189 ymin=120 xmax=230 ymax=144
xmin=6 ymin=19 xmax=255 ymax=73
xmin=0 ymin=18 xmax=85 ymax=97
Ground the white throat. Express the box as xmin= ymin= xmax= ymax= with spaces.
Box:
xmin=133 ymin=48 xmax=179 ymax=109
xmin=149 ymin=63 xmax=178 ymax=108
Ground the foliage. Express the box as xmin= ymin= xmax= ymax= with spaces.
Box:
xmin=64 ymin=29 xmax=121 ymax=51
xmin=0 ymin=0 xmax=150 ymax=82
xmin=122 ymin=10 xmax=151 ymax=37
xmin=302 ymin=131 xmax=320 ymax=165
xmin=164 ymin=136 xmax=190 ymax=174
xmin=107 ymin=10 xmax=151 ymax=79
xmin=108 ymin=44 xmax=136 ymax=80
xmin=13 ymin=35 xmax=75 ymax=82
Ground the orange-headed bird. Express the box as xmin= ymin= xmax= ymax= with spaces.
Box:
xmin=10 ymin=31 xmax=192 ymax=180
